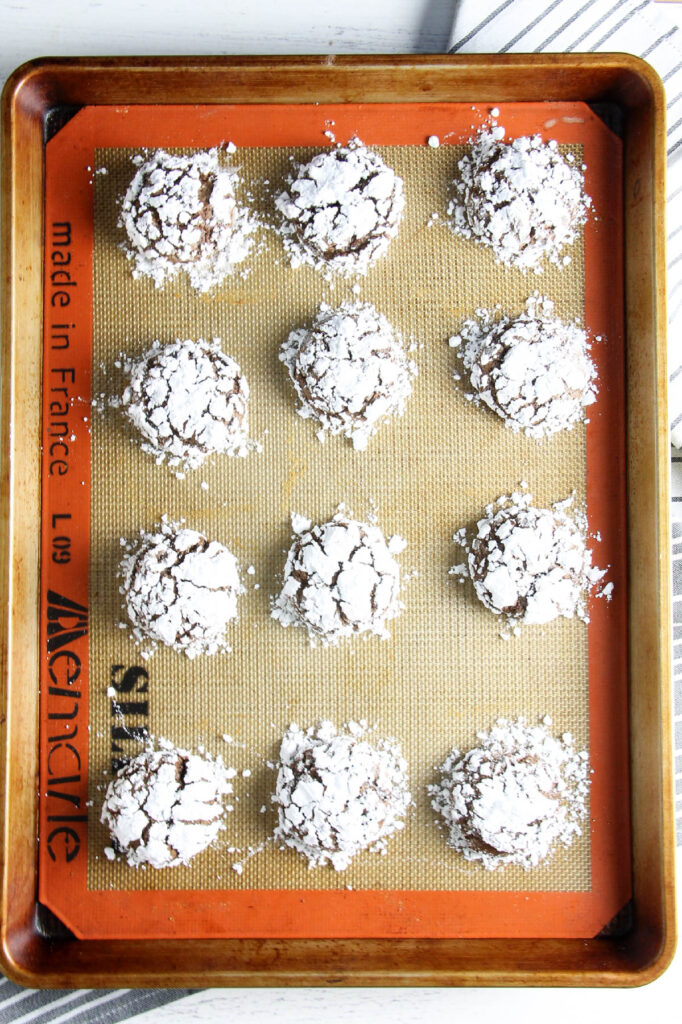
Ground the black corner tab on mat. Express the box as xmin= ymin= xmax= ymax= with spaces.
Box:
xmin=595 ymin=899 xmax=634 ymax=939
xmin=588 ymin=102 xmax=625 ymax=138
xmin=35 ymin=901 xmax=77 ymax=940
xmin=43 ymin=105 xmax=83 ymax=145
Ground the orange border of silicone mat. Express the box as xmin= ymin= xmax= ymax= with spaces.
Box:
xmin=39 ymin=101 xmax=629 ymax=941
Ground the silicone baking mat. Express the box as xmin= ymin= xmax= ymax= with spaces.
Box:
xmin=39 ymin=101 xmax=629 ymax=940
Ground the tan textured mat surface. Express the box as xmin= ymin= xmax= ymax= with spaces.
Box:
xmin=88 ymin=141 xmax=589 ymax=895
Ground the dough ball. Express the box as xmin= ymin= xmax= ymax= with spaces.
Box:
xmin=101 ymin=742 xmax=232 ymax=868
xmin=120 ymin=148 xmax=253 ymax=290
xmin=451 ymin=296 xmax=597 ymax=439
xmin=271 ymin=510 xmax=406 ymax=645
xmin=119 ymin=338 xmax=250 ymax=470
xmin=119 ymin=519 xmax=244 ymax=658
xmin=280 ymin=301 xmax=416 ymax=450
xmin=452 ymin=492 xmax=607 ymax=629
xmin=448 ymin=128 xmax=590 ymax=272
xmin=275 ymin=139 xmax=404 ymax=276
xmin=429 ymin=718 xmax=589 ymax=870
xmin=273 ymin=720 xmax=410 ymax=870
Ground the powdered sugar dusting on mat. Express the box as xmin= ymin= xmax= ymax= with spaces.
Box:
xmin=449 ymin=126 xmax=591 ymax=272
xmin=119 ymin=147 xmax=254 ymax=291
xmin=119 ymin=518 xmax=244 ymax=658
xmin=273 ymin=720 xmax=411 ymax=870
xmin=452 ymin=491 xmax=609 ymax=633
xmin=429 ymin=717 xmax=589 ymax=870
xmin=271 ymin=509 xmax=406 ymax=645
xmin=275 ymin=138 xmax=405 ymax=276
xmin=449 ymin=295 xmax=597 ymax=439
xmin=280 ymin=301 xmax=416 ymax=450
xmin=100 ymin=740 xmax=234 ymax=868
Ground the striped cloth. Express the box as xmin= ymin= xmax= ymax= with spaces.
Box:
xmin=448 ymin=0 xmax=682 ymax=843
xmin=674 ymin=521 xmax=682 ymax=845
xmin=449 ymin=0 xmax=682 ymax=447
xmin=0 ymin=980 xmax=195 ymax=1022
xmin=1 ymin=2 xmax=679 ymax=1019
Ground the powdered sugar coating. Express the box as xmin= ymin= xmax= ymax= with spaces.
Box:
xmin=449 ymin=129 xmax=591 ymax=272
xmin=272 ymin=511 xmax=405 ymax=645
xmin=118 ymin=338 xmax=251 ymax=470
xmin=100 ymin=741 xmax=233 ymax=868
xmin=120 ymin=148 xmax=253 ymax=291
xmin=450 ymin=295 xmax=597 ymax=439
xmin=429 ymin=717 xmax=589 ymax=870
xmin=275 ymin=140 xmax=405 ymax=276
xmin=280 ymin=301 xmax=416 ymax=450
xmin=273 ymin=720 xmax=410 ymax=870
xmin=119 ymin=519 xmax=244 ymax=658
xmin=452 ymin=492 xmax=608 ymax=628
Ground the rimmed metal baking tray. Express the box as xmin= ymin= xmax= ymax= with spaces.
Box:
xmin=0 ymin=54 xmax=674 ymax=987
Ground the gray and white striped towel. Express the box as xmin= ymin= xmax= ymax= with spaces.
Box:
xmin=1 ymin=2 xmax=679 ymax=1019
xmin=673 ymin=521 xmax=682 ymax=846
xmin=449 ymin=0 xmax=682 ymax=835
xmin=448 ymin=0 xmax=682 ymax=450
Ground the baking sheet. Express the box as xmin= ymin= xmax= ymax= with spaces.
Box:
xmin=39 ymin=101 xmax=630 ymax=940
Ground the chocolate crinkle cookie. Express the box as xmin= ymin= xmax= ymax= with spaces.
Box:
xmin=271 ymin=510 xmax=407 ymax=645
xmin=274 ymin=139 xmax=405 ymax=276
xmin=451 ymin=492 xmax=610 ymax=632
xmin=280 ymin=301 xmax=416 ymax=450
xmin=119 ymin=147 xmax=253 ymax=291
xmin=449 ymin=295 xmax=597 ymax=439
xmin=429 ymin=717 xmax=589 ymax=870
xmin=273 ymin=720 xmax=411 ymax=870
xmin=448 ymin=127 xmax=591 ymax=272
xmin=116 ymin=338 xmax=253 ymax=470
xmin=101 ymin=740 xmax=233 ymax=868
xmin=119 ymin=518 xmax=244 ymax=658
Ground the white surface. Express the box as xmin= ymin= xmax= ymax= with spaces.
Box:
xmin=131 ymin=967 xmax=682 ymax=1024
xmin=130 ymin=839 xmax=682 ymax=1020
xmin=136 ymin=976 xmax=682 ymax=1024
xmin=1 ymin=1 xmax=679 ymax=1020
xmin=0 ymin=0 xmax=458 ymax=89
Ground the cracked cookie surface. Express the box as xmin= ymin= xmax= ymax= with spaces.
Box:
xmin=271 ymin=510 xmax=406 ymax=645
xmin=452 ymin=492 xmax=608 ymax=629
xmin=118 ymin=338 xmax=251 ymax=470
xmin=100 ymin=741 xmax=233 ymax=868
xmin=280 ymin=301 xmax=416 ymax=450
xmin=450 ymin=296 xmax=597 ymax=439
xmin=120 ymin=148 xmax=253 ymax=291
xmin=273 ymin=720 xmax=411 ymax=870
xmin=275 ymin=140 xmax=404 ymax=276
xmin=119 ymin=519 xmax=244 ymax=658
xmin=448 ymin=128 xmax=590 ymax=272
xmin=429 ymin=717 xmax=589 ymax=870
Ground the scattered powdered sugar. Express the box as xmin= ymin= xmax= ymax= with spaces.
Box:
xmin=100 ymin=739 xmax=233 ymax=868
xmin=448 ymin=127 xmax=591 ymax=272
xmin=429 ymin=717 xmax=589 ymax=870
xmin=115 ymin=338 xmax=254 ymax=471
xmin=273 ymin=720 xmax=410 ymax=870
xmin=449 ymin=295 xmax=597 ymax=439
xmin=119 ymin=518 xmax=244 ymax=658
xmin=280 ymin=301 xmax=416 ymax=450
xmin=452 ymin=491 xmax=609 ymax=631
xmin=119 ymin=147 xmax=254 ymax=291
xmin=290 ymin=511 xmax=312 ymax=535
xmin=274 ymin=138 xmax=405 ymax=276
xmin=271 ymin=509 xmax=406 ymax=645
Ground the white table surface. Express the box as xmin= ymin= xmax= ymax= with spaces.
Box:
xmin=1 ymin=1 xmax=679 ymax=1020
xmin=131 ymin=852 xmax=682 ymax=1023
